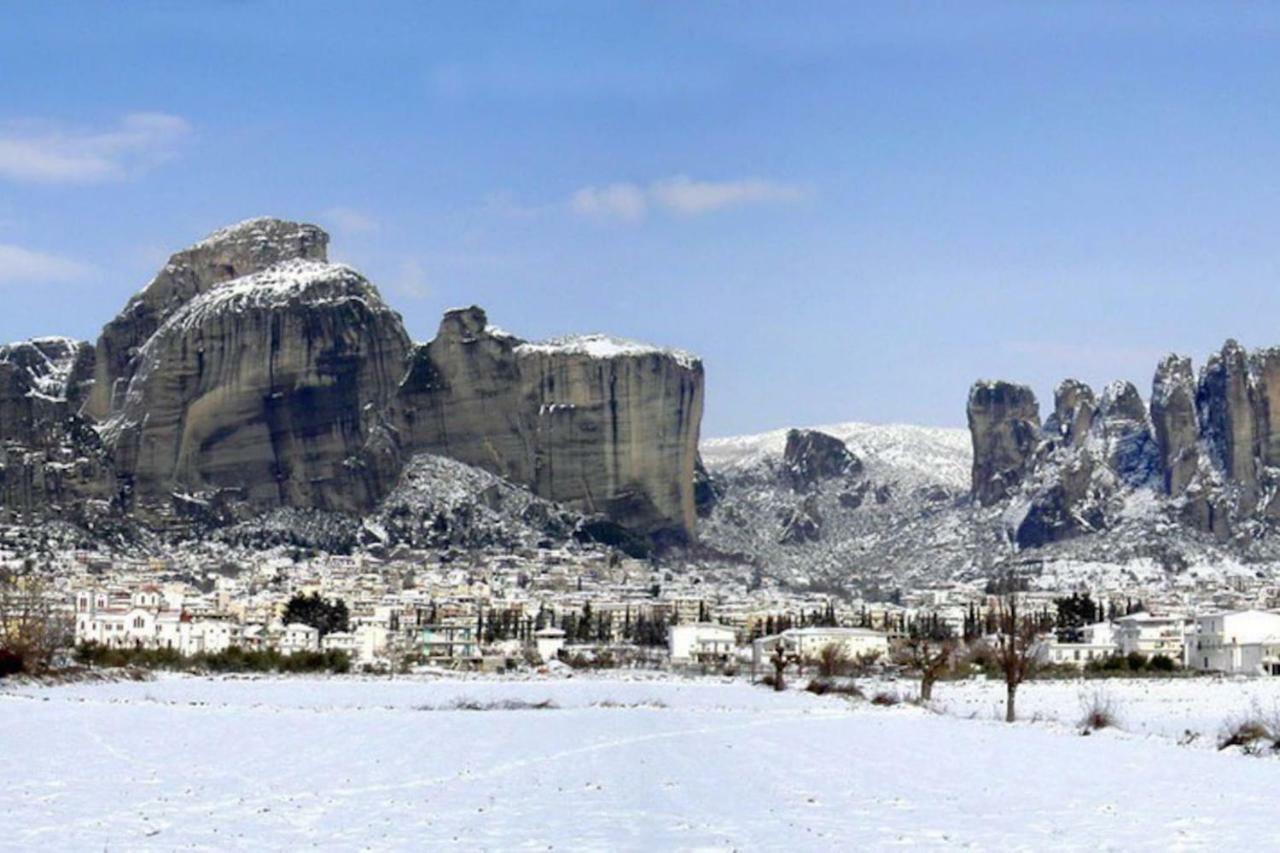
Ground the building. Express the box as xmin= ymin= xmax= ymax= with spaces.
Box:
xmin=1038 ymin=621 xmax=1118 ymax=667
xmin=1191 ymin=610 xmax=1280 ymax=674
xmin=668 ymin=623 xmax=737 ymax=664
xmin=280 ymin=623 xmax=321 ymax=654
xmin=1114 ymin=612 xmax=1186 ymax=661
xmin=533 ymin=627 xmax=566 ymax=663
xmin=751 ymin=626 xmax=889 ymax=672
xmin=420 ymin=622 xmax=479 ymax=665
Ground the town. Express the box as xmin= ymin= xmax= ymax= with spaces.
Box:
xmin=9 ymin=539 xmax=1277 ymax=680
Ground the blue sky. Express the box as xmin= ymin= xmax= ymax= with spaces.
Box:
xmin=4 ymin=2 xmax=1280 ymax=436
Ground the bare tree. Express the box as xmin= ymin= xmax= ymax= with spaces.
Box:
xmin=0 ymin=568 xmax=69 ymax=674
xmin=770 ymin=643 xmax=791 ymax=691
xmin=892 ymin=634 xmax=957 ymax=702
xmin=993 ymin=593 xmax=1040 ymax=723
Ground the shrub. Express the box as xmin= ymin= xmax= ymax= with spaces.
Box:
xmin=816 ymin=643 xmax=852 ymax=678
xmin=0 ymin=647 xmax=23 ymax=678
xmin=870 ymin=691 xmax=900 ymax=706
xmin=1078 ymin=691 xmax=1121 ymax=733
xmin=1218 ymin=718 xmax=1274 ymax=754
xmin=1125 ymin=651 xmax=1148 ymax=671
xmin=1148 ymin=654 xmax=1176 ymax=672
xmin=805 ymin=677 xmax=864 ymax=699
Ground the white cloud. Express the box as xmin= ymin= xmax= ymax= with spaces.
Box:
xmin=569 ymin=183 xmax=649 ymax=222
xmin=650 ymin=176 xmax=807 ymax=214
xmin=393 ymin=258 xmax=430 ymax=300
xmin=0 ymin=244 xmax=93 ymax=284
xmin=569 ymin=175 xmax=807 ymax=221
xmin=0 ymin=112 xmax=192 ymax=184
xmin=324 ymin=207 xmax=380 ymax=234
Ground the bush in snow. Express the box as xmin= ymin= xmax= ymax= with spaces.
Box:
xmin=1078 ymin=690 xmax=1121 ymax=734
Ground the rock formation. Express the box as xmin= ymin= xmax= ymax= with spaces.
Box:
xmin=970 ymin=337 xmax=1280 ymax=548
xmin=392 ymin=306 xmax=703 ymax=541
xmin=0 ymin=218 xmax=705 ymax=542
xmin=779 ymin=428 xmax=861 ymax=492
xmin=967 ymin=381 xmax=1041 ymax=506
xmin=100 ymin=259 xmax=412 ymax=515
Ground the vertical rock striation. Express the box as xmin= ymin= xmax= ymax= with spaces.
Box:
xmin=394 ymin=306 xmax=704 ymax=540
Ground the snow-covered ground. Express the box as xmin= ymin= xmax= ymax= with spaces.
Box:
xmin=4 ymin=674 xmax=1280 ymax=850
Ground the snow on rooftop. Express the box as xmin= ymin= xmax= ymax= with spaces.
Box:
xmin=515 ymin=334 xmax=699 ymax=370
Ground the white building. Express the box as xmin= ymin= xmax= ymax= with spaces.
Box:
xmin=534 ymin=627 xmax=566 ymax=663
xmin=1114 ymin=612 xmax=1186 ymax=661
xmin=280 ymin=623 xmax=321 ymax=654
xmin=751 ymin=626 xmax=889 ymax=672
xmin=1191 ymin=610 xmax=1280 ymax=675
xmin=1038 ymin=621 xmax=1118 ymax=667
xmin=669 ymin=623 xmax=737 ymax=664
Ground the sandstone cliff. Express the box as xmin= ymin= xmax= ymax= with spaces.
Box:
xmin=393 ymin=306 xmax=704 ymax=540
xmin=0 ymin=218 xmax=704 ymax=542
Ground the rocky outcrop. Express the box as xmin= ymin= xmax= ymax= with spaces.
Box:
xmin=0 ymin=218 xmax=705 ymax=543
xmin=967 ymin=381 xmax=1041 ymax=506
xmin=101 ymin=259 xmax=411 ymax=515
xmin=971 ymin=337 xmax=1280 ymax=547
xmin=1045 ymin=380 xmax=1096 ymax=449
xmin=1197 ymin=340 xmax=1258 ymax=512
xmin=780 ymin=429 xmax=861 ymax=492
xmin=85 ymin=218 xmax=328 ymax=421
xmin=1095 ymin=381 xmax=1158 ymax=486
xmin=0 ymin=338 xmax=114 ymax=522
xmin=1151 ymin=355 xmax=1200 ymax=496
xmin=393 ymin=306 xmax=703 ymax=540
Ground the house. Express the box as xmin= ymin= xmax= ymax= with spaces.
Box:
xmin=420 ymin=621 xmax=479 ymax=665
xmin=781 ymin=627 xmax=888 ymax=662
xmin=1038 ymin=621 xmax=1118 ymax=667
xmin=280 ymin=623 xmax=321 ymax=654
xmin=1191 ymin=610 xmax=1280 ymax=674
xmin=669 ymin=623 xmax=737 ymax=664
xmin=1114 ymin=612 xmax=1186 ymax=661
xmin=751 ymin=627 xmax=890 ymax=673
xmin=533 ymin=627 xmax=566 ymax=663
xmin=321 ymin=631 xmax=358 ymax=656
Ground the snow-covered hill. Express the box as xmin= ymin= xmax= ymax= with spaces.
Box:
xmin=695 ymin=422 xmax=998 ymax=591
xmin=703 ymin=421 xmax=971 ymax=490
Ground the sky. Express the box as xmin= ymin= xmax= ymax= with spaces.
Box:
xmin=5 ymin=2 xmax=1280 ymax=437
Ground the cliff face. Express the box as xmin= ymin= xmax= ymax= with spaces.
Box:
xmin=101 ymin=259 xmax=411 ymax=515
xmin=85 ymin=219 xmax=328 ymax=421
xmin=394 ymin=306 xmax=704 ymax=540
xmin=0 ymin=338 xmax=113 ymax=523
xmin=967 ymin=381 xmax=1041 ymax=506
xmin=0 ymin=219 xmax=703 ymax=541
xmin=968 ymin=338 xmax=1280 ymax=549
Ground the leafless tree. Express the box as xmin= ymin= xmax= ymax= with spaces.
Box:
xmin=770 ymin=643 xmax=791 ymax=692
xmin=0 ymin=568 xmax=69 ymax=674
xmin=892 ymin=635 xmax=957 ymax=702
xmin=993 ymin=593 xmax=1040 ymax=722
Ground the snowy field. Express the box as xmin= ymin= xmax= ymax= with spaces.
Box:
xmin=3 ymin=674 xmax=1280 ymax=851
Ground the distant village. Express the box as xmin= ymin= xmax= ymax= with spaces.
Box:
xmin=12 ymin=540 xmax=1280 ymax=680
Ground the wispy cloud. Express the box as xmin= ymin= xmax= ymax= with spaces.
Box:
xmin=570 ymin=175 xmax=808 ymax=222
xmin=569 ymin=183 xmax=649 ymax=222
xmin=0 ymin=244 xmax=93 ymax=284
xmin=0 ymin=112 xmax=192 ymax=184
xmin=649 ymin=176 xmax=808 ymax=214
xmin=323 ymin=206 xmax=380 ymax=234
xmin=393 ymin=258 xmax=430 ymax=300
